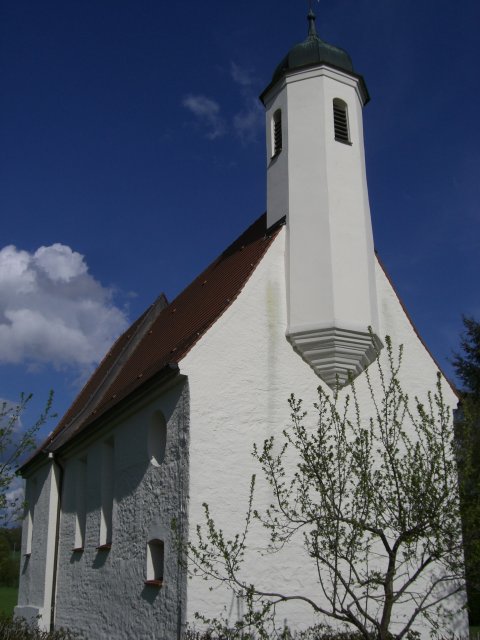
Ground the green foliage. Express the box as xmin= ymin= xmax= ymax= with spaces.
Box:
xmin=453 ymin=316 xmax=480 ymax=626
xmin=182 ymin=337 xmax=467 ymax=640
xmin=0 ymin=538 xmax=18 ymax=588
xmin=0 ymin=587 xmax=18 ymax=617
xmin=183 ymin=626 xmax=473 ymax=640
xmin=0 ymin=528 xmax=22 ymax=588
xmin=183 ymin=627 xmax=365 ymax=639
xmin=0 ymin=614 xmax=81 ymax=639
xmin=453 ymin=317 xmax=480 ymax=397
xmin=1 ymin=526 xmax=22 ymax=552
xmin=456 ymin=400 xmax=480 ymax=626
xmin=0 ymin=393 xmax=54 ymax=526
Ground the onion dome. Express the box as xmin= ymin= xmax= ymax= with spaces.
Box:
xmin=272 ymin=10 xmax=353 ymax=84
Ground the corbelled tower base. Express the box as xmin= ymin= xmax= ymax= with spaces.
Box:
xmin=288 ymin=327 xmax=383 ymax=388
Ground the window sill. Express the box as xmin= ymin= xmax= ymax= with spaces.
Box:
xmin=144 ymin=579 xmax=164 ymax=587
xmin=334 ymin=137 xmax=352 ymax=146
xmin=24 ymin=552 xmax=31 ymax=557
xmin=72 ymin=547 xmax=84 ymax=553
xmin=96 ymin=543 xmax=112 ymax=551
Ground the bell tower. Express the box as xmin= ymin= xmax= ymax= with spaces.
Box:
xmin=261 ymin=10 xmax=382 ymax=388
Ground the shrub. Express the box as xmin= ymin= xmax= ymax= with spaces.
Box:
xmin=183 ymin=628 xmax=472 ymax=640
xmin=0 ymin=614 xmax=82 ymax=640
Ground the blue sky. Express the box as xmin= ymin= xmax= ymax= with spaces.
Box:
xmin=1 ymin=0 xmax=479 ymax=437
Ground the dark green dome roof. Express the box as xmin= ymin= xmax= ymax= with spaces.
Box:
xmin=272 ymin=10 xmax=353 ymax=83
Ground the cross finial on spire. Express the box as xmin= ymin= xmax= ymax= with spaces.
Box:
xmin=307 ymin=5 xmax=317 ymax=37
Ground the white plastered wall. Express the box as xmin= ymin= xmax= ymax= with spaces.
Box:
xmin=182 ymin=228 xmax=467 ymax=636
xmin=51 ymin=381 xmax=189 ymax=640
xmin=265 ymin=67 xmax=378 ymax=337
xmin=16 ymin=378 xmax=189 ymax=640
xmin=15 ymin=461 xmax=60 ymax=630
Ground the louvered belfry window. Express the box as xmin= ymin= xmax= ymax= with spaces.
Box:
xmin=272 ymin=109 xmax=282 ymax=156
xmin=333 ymin=99 xmax=350 ymax=144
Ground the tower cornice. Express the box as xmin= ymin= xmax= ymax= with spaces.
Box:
xmin=260 ymin=64 xmax=370 ymax=108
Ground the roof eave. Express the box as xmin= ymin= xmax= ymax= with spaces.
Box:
xmin=19 ymin=362 xmax=181 ymax=475
xmin=260 ymin=63 xmax=370 ymax=106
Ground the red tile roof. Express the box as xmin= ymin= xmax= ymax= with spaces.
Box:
xmin=25 ymin=213 xmax=284 ymax=465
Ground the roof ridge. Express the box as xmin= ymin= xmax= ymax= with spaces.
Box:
xmin=49 ymin=293 xmax=168 ymax=443
xmin=43 ymin=294 xmax=168 ymax=450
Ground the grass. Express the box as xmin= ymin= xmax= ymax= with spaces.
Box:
xmin=0 ymin=585 xmax=18 ymax=617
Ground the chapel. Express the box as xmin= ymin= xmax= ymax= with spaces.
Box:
xmin=15 ymin=10 xmax=467 ymax=639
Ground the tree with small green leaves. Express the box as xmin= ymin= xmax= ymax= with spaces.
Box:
xmin=453 ymin=316 xmax=480 ymax=398
xmin=0 ymin=392 xmax=54 ymax=526
xmin=453 ymin=316 xmax=480 ymax=626
xmin=180 ymin=338 xmax=468 ymax=640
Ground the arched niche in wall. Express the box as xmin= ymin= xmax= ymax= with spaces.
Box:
xmin=148 ymin=410 xmax=167 ymax=467
xmin=145 ymin=538 xmax=164 ymax=586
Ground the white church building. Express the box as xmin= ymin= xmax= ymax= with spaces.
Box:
xmin=16 ymin=11 xmax=467 ymax=639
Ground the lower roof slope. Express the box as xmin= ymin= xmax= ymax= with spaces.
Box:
xmin=25 ymin=213 xmax=283 ymax=466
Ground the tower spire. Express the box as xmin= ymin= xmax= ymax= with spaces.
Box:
xmin=262 ymin=1 xmax=379 ymax=388
xmin=307 ymin=8 xmax=317 ymax=37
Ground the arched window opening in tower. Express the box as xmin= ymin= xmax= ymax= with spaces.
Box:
xmin=333 ymin=99 xmax=350 ymax=144
xmin=272 ymin=109 xmax=282 ymax=157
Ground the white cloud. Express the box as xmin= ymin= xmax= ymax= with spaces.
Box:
xmin=182 ymin=64 xmax=262 ymax=145
xmin=0 ymin=244 xmax=128 ymax=371
xmin=0 ymin=246 xmax=36 ymax=293
xmin=34 ymin=243 xmax=87 ymax=282
xmin=5 ymin=476 xmax=24 ymax=507
xmin=0 ymin=397 xmax=23 ymax=434
xmin=2 ymin=475 xmax=25 ymax=525
xmin=182 ymin=94 xmax=226 ymax=140
xmin=233 ymin=98 xmax=264 ymax=144
xmin=230 ymin=62 xmax=254 ymax=88
xmin=229 ymin=62 xmax=264 ymax=144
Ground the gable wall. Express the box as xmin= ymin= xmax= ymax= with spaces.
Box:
xmin=181 ymin=227 xmax=467 ymax=635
